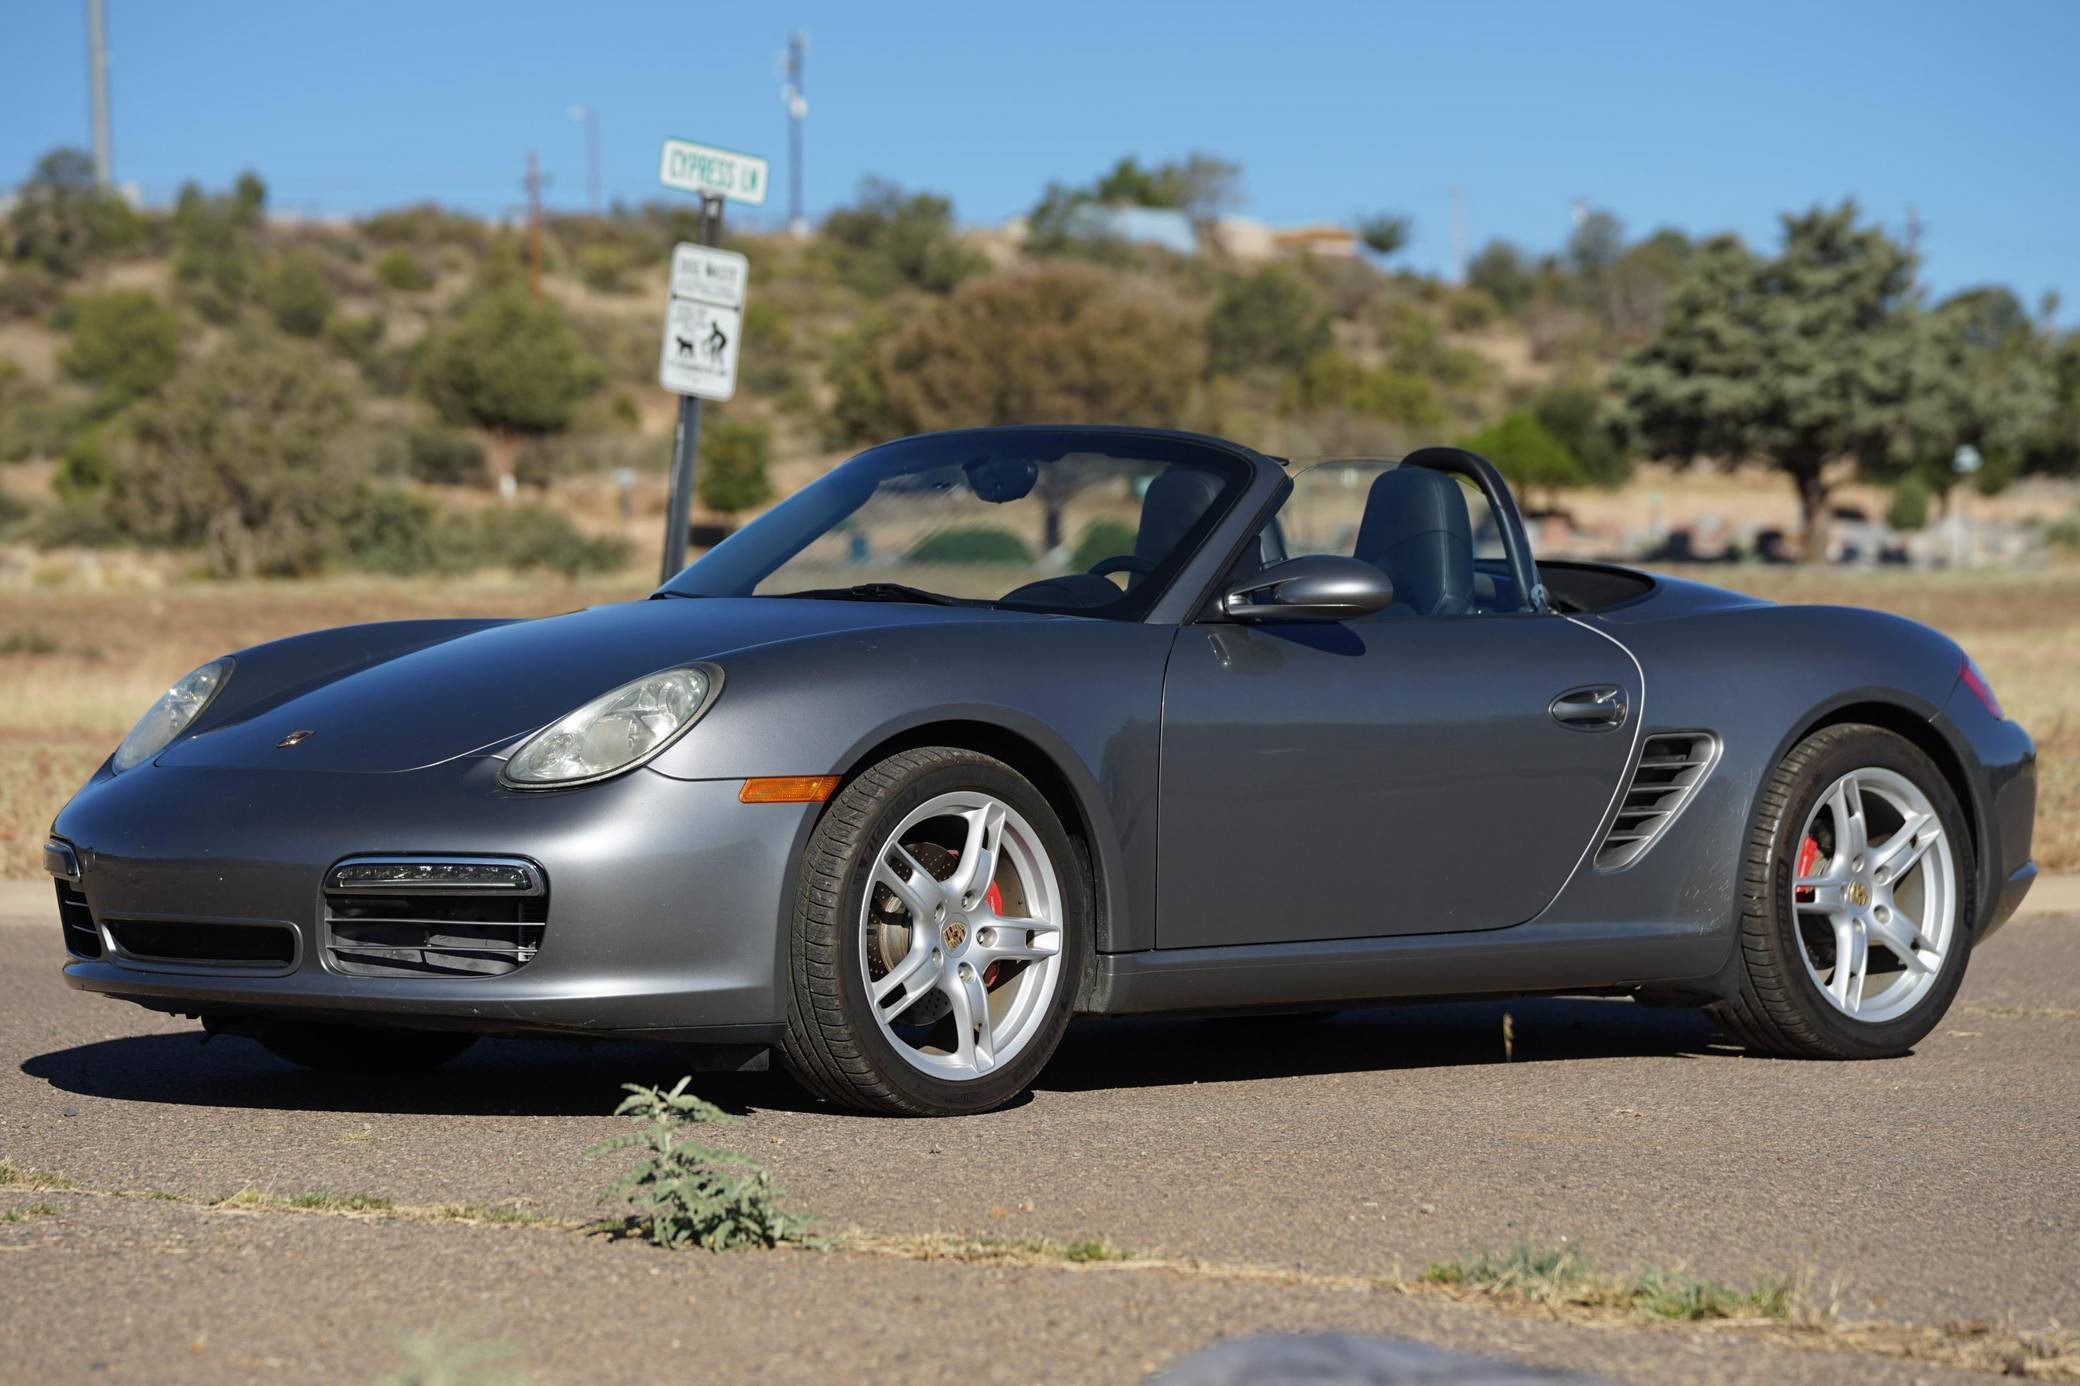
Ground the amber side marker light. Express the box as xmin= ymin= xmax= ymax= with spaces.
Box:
xmin=739 ymin=775 xmax=842 ymax=804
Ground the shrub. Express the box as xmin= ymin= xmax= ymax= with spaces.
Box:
xmin=1886 ymin=475 xmax=1932 ymax=532
xmin=1068 ymin=518 xmax=1138 ymax=571
xmin=1457 ymin=411 xmax=1585 ymax=500
xmin=697 ymin=418 xmax=774 ymax=517
xmin=344 ymin=488 xmax=472 ymax=576
xmin=407 ymin=428 xmax=487 ymax=486
xmin=1531 ymin=383 xmax=1630 ymax=488
xmin=821 ymin=178 xmax=984 ymax=296
xmin=1284 ymin=351 xmax=1447 ymax=427
xmin=575 ymin=243 xmax=634 ymax=291
xmin=6 ymin=147 xmax=144 ymax=278
xmin=61 ymin=288 xmax=180 ymax=402
xmin=263 ymin=249 xmax=334 ymax=337
xmin=417 ymin=287 xmax=602 ymax=444
xmin=587 ymin=1077 xmax=815 ymax=1251
xmin=907 ymin=526 xmax=1033 ymax=565
xmin=373 ymin=246 xmax=432 ymax=291
xmin=103 ymin=332 xmax=362 ymax=576
xmin=1207 ymin=265 xmax=1331 ymax=376
xmin=870 ymin=264 xmax=1202 ymax=437
xmin=476 ymin=504 xmax=629 ymax=578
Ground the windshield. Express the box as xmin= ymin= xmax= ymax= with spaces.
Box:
xmin=661 ymin=429 xmax=1253 ymax=619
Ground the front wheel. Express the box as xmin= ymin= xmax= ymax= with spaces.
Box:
xmin=1710 ymin=724 xmax=1975 ymax=1059
xmin=779 ymin=748 xmax=1090 ymax=1115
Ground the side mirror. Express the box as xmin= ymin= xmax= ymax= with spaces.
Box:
xmin=1221 ymin=555 xmax=1394 ymax=623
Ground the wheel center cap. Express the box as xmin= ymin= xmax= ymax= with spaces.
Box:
xmin=1847 ymin=880 xmax=1871 ymax=908
xmin=942 ymin=920 xmax=967 ymax=950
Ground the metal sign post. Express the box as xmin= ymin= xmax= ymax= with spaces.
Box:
xmin=655 ymin=136 xmax=768 ymax=582
xmin=660 ymin=195 xmax=727 ymax=581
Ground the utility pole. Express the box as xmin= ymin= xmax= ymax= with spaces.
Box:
xmin=783 ymin=32 xmax=808 ymax=237
xmin=569 ymin=105 xmax=601 ymax=214
xmin=86 ymin=0 xmax=112 ymax=187
xmin=1449 ymin=184 xmax=1466 ymax=286
xmin=1905 ymin=203 xmax=1923 ymax=284
xmin=524 ymin=152 xmax=544 ymax=300
xmin=661 ymin=193 xmax=727 ymax=580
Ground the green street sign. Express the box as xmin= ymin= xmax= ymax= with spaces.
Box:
xmin=658 ymin=138 xmax=769 ymax=206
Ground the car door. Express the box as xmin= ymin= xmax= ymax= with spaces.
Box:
xmin=1154 ymin=462 xmax=1640 ymax=949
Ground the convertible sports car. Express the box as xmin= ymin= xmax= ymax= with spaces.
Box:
xmin=46 ymin=426 xmax=2037 ymax=1115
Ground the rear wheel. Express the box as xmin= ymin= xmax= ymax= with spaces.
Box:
xmin=254 ymin=1023 xmax=478 ymax=1074
xmin=779 ymin=747 xmax=1089 ymax=1116
xmin=1710 ymin=724 xmax=1974 ymax=1058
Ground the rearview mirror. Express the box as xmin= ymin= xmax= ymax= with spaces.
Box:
xmin=1221 ymin=556 xmax=1394 ymax=622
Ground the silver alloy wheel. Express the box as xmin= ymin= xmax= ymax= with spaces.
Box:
xmin=1791 ymin=766 xmax=1956 ymax=1025
xmin=858 ymin=790 xmax=1065 ymax=1079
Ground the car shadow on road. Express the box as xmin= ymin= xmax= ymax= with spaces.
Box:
xmin=18 ymin=1031 xmax=774 ymax=1118
xmin=21 ymin=996 xmax=1727 ymax=1118
xmin=1036 ymin=996 xmax=1728 ymax=1093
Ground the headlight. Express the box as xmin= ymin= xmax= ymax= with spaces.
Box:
xmin=501 ymin=664 xmax=721 ymax=788
xmin=111 ymin=657 xmax=234 ymax=773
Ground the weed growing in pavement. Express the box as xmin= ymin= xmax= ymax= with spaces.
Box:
xmin=1421 ymin=1246 xmax=1797 ymax=1323
xmin=0 ymin=1203 xmax=58 ymax=1223
xmin=0 ymin=1160 xmax=74 ymax=1191
xmin=587 ymin=1076 xmax=816 ymax=1251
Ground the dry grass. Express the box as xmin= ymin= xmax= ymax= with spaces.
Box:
xmin=1 ymin=565 xmax=2073 ymax=877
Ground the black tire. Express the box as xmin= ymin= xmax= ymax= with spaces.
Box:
xmin=778 ymin=747 xmax=1092 ymax=1116
xmin=1709 ymin=723 xmax=1975 ymax=1059
xmin=255 ymin=1023 xmax=478 ymax=1074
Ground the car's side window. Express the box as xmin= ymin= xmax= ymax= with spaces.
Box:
xmin=1259 ymin=461 xmax=1528 ymax=618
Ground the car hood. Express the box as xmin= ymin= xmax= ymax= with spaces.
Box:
xmin=157 ymin=597 xmax=1043 ymax=774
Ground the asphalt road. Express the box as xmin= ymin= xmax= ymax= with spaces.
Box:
xmin=2 ymin=882 xmax=2075 ymax=1385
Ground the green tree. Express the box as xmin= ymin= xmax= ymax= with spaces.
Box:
xmin=1891 ymin=287 xmax=2056 ymax=503
xmin=1468 ymin=240 xmax=1535 ymax=316
xmin=1458 ymin=411 xmax=1585 ymax=507
xmin=697 ymin=417 xmax=775 ymax=518
xmin=60 ymin=288 xmax=180 ymax=404
xmin=1613 ymin=203 xmax=1917 ymax=560
xmin=1356 ymin=213 xmax=1412 ymax=259
xmin=416 ymin=286 xmax=601 ymax=482
xmin=1531 ymin=383 xmax=1630 ymax=488
xmin=1284 ymin=351 xmax=1446 ymax=427
xmin=262 ymin=249 xmax=334 ymax=337
xmin=103 ymin=333 xmax=363 ymax=576
xmin=4 ymin=148 xmax=142 ymax=278
xmin=172 ymin=175 xmax=267 ymax=317
xmin=822 ymin=178 xmax=984 ymax=295
xmin=1886 ymin=476 xmax=1932 ymax=532
xmin=1206 ymin=265 xmax=1331 ymax=376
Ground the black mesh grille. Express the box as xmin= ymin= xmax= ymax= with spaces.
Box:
xmin=323 ymin=860 xmax=547 ymax=978
xmin=1596 ymin=732 xmax=1719 ymax=870
xmin=55 ymin=880 xmax=99 ymax=958
xmin=106 ymin=918 xmax=295 ymax=966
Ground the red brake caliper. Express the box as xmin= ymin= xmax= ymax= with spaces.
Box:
xmin=1794 ymin=835 xmax=1820 ymax=904
xmin=982 ymin=882 xmax=1004 ymax=987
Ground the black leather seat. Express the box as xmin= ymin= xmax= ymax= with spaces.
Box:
xmin=1352 ymin=467 xmax=1474 ymax=616
xmin=1133 ymin=467 xmax=1225 ymax=574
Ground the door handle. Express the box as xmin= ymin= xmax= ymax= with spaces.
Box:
xmin=1549 ymin=685 xmax=1628 ymax=731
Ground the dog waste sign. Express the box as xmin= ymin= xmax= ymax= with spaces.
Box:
xmin=658 ymin=243 xmax=747 ymax=401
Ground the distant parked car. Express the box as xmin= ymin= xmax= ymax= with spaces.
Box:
xmin=47 ymin=427 xmax=2037 ymax=1114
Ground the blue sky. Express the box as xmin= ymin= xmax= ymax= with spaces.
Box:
xmin=7 ymin=1 xmax=2075 ymax=316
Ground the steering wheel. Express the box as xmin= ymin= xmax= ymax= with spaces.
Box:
xmin=1086 ymin=554 xmax=1157 ymax=580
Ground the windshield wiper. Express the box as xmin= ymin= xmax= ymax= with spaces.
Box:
xmin=776 ymin=583 xmax=965 ymax=607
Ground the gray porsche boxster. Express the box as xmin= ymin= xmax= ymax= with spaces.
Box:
xmin=46 ymin=426 xmax=2037 ymax=1115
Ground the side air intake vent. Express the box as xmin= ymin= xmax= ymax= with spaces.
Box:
xmin=323 ymin=857 xmax=546 ymax=978
xmin=1596 ymin=732 xmax=1720 ymax=870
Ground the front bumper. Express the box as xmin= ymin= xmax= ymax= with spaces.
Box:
xmin=48 ymin=759 xmax=813 ymax=1041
